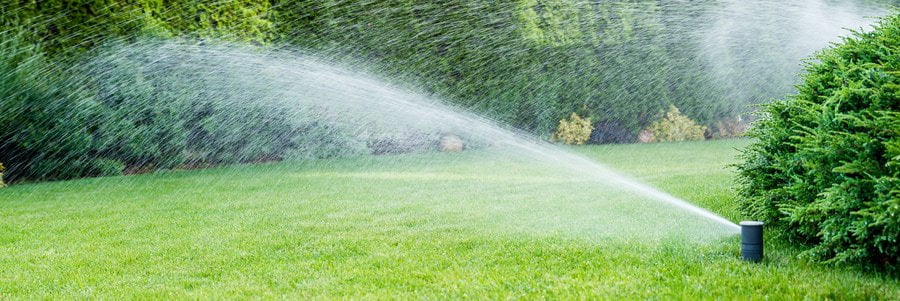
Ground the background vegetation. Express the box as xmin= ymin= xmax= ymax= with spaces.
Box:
xmin=1 ymin=1 xmax=288 ymax=181
xmin=0 ymin=0 xmax=750 ymax=182
xmin=272 ymin=0 xmax=734 ymax=139
xmin=0 ymin=0 xmax=736 ymax=183
xmin=553 ymin=113 xmax=592 ymax=145
xmin=736 ymin=14 xmax=899 ymax=272
xmin=0 ymin=0 xmax=274 ymax=54
xmin=642 ymin=105 xmax=707 ymax=143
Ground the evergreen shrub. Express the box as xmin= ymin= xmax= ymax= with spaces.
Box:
xmin=0 ymin=0 xmax=274 ymax=55
xmin=0 ymin=34 xmax=105 ymax=181
xmin=736 ymin=14 xmax=900 ymax=271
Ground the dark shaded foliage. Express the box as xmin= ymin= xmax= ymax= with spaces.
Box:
xmin=0 ymin=34 xmax=109 ymax=182
xmin=271 ymin=0 xmax=731 ymax=138
xmin=590 ymin=120 xmax=635 ymax=144
xmin=0 ymin=0 xmax=745 ymax=182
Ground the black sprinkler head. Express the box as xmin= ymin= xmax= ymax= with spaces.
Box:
xmin=740 ymin=221 xmax=764 ymax=262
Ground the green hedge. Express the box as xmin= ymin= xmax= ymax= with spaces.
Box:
xmin=0 ymin=35 xmax=368 ymax=182
xmin=271 ymin=0 xmax=731 ymax=140
xmin=0 ymin=1 xmax=284 ymax=182
xmin=1 ymin=0 xmax=274 ymax=55
xmin=2 ymin=0 xmax=733 ymax=140
xmin=0 ymin=0 xmax=742 ymax=181
xmin=0 ymin=34 xmax=107 ymax=181
xmin=736 ymin=13 xmax=899 ymax=271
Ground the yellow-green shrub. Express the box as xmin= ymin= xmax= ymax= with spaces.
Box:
xmin=553 ymin=113 xmax=592 ymax=145
xmin=0 ymin=163 xmax=6 ymax=187
xmin=643 ymin=105 xmax=707 ymax=142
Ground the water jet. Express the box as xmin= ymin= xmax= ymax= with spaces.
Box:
xmin=69 ymin=40 xmax=745 ymax=240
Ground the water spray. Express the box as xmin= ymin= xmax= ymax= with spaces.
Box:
xmin=72 ymin=41 xmax=747 ymax=240
xmin=740 ymin=221 xmax=764 ymax=262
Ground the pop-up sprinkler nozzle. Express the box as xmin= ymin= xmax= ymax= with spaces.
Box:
xmin=740 ymin=221 xmax=764 ymax=262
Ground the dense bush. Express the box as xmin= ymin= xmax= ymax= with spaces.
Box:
xmin=553 ymin=113 xmax=592 ymax=145
xmin=736 ymin=14 xmax=899 ymax=271
xmin=0 ymin=0 xmax=758 ymax=182
xmin=0 ymin=35 xmax=369 ymax=182
xmin=0 ymin=34 xmax=110 ymax=181
xmin=271 ymin=0 xmax=733 ymax=138
xmin=1 ymin=0 xmax=742 ymax=145
xmin=81 ymin=42 xmax=305 ymax=170
xmin=0 ymin=163 xmax=6 ymax=187
xmin=0 ymin=2 xmax=282 ymax=182
xmin=640 ymin=106 xmax=707 ymax=143
xmin=0 ymin=0 xmax=274 ymax=55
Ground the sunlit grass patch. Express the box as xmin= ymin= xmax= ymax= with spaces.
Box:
xmin=0 ymin=139 xmax=897 ymax=299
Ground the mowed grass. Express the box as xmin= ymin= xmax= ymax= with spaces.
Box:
xmin=0 ymin=139 xmax=897 ymax=299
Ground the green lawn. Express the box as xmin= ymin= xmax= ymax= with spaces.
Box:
xmin=1 ymin=139 xmax=897 ymax=299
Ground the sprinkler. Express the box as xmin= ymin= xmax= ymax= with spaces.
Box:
xmin=740 ymin=221 xmax=764 ymax=262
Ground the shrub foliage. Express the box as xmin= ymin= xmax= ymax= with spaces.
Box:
xmin=0 ymin=37 xmax=368 ymax=182
xmin=271 ymin=0 xmax=733 ymax=137
xmin=642 ymin=106 xmax=707 ymax=143
xmin=553 ymin=113 xmax=592 ymax=145
xmin=0 ymin=2 xmax=283 ymax=182
xmin=0 ymin=1 xmax=776 ymax=181
xmin=0 ymin=0 xmax=274 ymax=55
xmin=736 ymin=14 xmax=900 ymax=271
xmin=0 ymin=34 xmax=108 ymax=181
